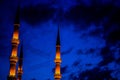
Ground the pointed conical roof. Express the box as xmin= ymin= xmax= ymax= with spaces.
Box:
xmin=56 ymin=27 xmax=60 ymax=45
xmin=19 ymin=43 xmax=23 ymax=66
xmin=14 ymin=6 xmax=20 ymax=24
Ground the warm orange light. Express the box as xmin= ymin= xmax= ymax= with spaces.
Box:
xmin=9 ymin=68 xmax=15 ymax=76
xmin=13 ymin=32 xmax=19 ymax=39
xmin=56 ymin=52 xmax=61 ymax=59
xmin=18 ymin=67 xmax=22 ymax=71
xmin=18 ymin=67 xmax=23 ymax=74
xmin=11 ymin=47 xmax=17 ymax=57
xmin=18 ymin=67 xmax=21 ymax=71
xmin=55 ymin=64 xmax=60 ymax=74
xmin=56 ymin=47 xmax=61 ymax=59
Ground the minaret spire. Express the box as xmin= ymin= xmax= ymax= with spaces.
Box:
xmin=17 ymin=44 xmax=23 ymax=80
xmin=54 ymin=27 xmax=62 ymax=80
xmin=56 ymin=27 xmax=60 ymax=45
xmin=8 ymin=7 xmax=20 ymax=80
xmin=14 ymin=6 xmax=20 ymax=24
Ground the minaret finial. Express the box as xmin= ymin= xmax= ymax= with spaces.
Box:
xmin=56 ymin=26 xmax=60 ymax=45
xmin=19 ymin=43 xmax=23 ymax=67
xmin=14 ymin=6 xmax=20 ymax=24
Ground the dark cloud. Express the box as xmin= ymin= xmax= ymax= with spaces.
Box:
xmin=53 ymin=8 xmax=66 ymax=23
xmin=72 ymin=60 xmax=80 ymax=67
xmin=64 ymin=3 xmax=120 ymax=35
xmin=79 ymin=68 xmax=114 ymax=80
xmin=76 ymin=49 xmax=83 ymax=55
xmin=86 ymin=48 xmax=96 ymax=54
xmin=106 ymin=29 xmax=120 ymax=45
xmin=99 ymin=56 xmax=114 ymax=66
xmin=116 ymin=58 xmax=120 ymax=64
xmin=31 ymin=78 xmax=36 ymax=80
xmin=85 ymin=63 xmax=92 ymax=66
xmin=88 ymin=28 xmax=103 ymax=37
xmin=68 ymin=67 xmax=116 ymax=80
xmin=65 ymin=4 xmax=113 ymax=25
xmin=68 ymin=73 xmax=79 ymax=80
xmin=21 ymin=4 xmax=56 ymax=26
xmin=76 ymin=0 xmax=112 ymax=6
xmin=46 ymin=78 xmax=51 ymax=80
xmin=72 ymin=59 xmax=92 ymax=68
xmin=99 ymin=46 xmax=115 ymax=66
xmin=77 ymin=48 xmax=96 ymax=55
xmin=61 ymin=66 xmax=68 ymax=74
xmin=61 ymin=47 xmax=73 ymax=55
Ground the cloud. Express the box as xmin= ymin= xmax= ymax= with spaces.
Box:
xmin=21 ymin=3 xmax=56 ymax=26
xmin=68 ymin=67 xmax=116 ymax=80
xmin=79 ymin=67 xmax=113 ymax=80
xmin=99 ymin=46 xmax=115 ymax=66
xmin=68 ymin=73 xmax=80 ymax=80
xmin=76 ymin=48 xmax=99 ymax=55
xmin=72 ymin=60 xmax=80 ymax=67
xmin=85 ymin=48 xmax=96 ymax=54
xmin=76 ymin=0 xmax=113 ymax=6
xmin=76 ymin=49 xmax=83 ymax=55
xmin=116 ymin=58 xmax=120 ymax=64
xmin=64 ymin=3 xmax=120 ymax=35
xmin=88 ymin=27 xmax=103 ymax=37
xmin=61 ymin=66 xmax=68 ymax=74
xmin=65 ymin=4 xmax=112 ymax=24
xmin=31 ymin=78 xmax=37 ymax=80
xmin=106 ymin=29 xmax=120 ymax=45
xmin=61 ymin=47 xmax=73 ymax=55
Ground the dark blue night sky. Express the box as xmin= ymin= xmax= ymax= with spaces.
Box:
xmin=0 ymin=0 xmax=120 ymax=80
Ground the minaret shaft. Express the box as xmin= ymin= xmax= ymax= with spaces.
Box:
xmin=9 ymin=62 xmax=17 ymax=76
xmin=54 ymin=46 xmax=61 ymax=80
xmin=54 ymin=46 xmax=61 ymax=63
xmin=55 ymin=63 xmax=61 ymax=75
xmin=8 ymin=25 xmax=19 ymax=80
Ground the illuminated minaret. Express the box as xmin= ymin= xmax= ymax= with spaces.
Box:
xmin=8 ymin=8 xmax=20 ymax=80
xmin=54 ymin=27 xmax=62 ymax=80
xmin=17 ymin=44 xmax=23 ymax=80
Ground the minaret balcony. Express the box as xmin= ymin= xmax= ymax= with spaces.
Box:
xmin=12 ymin=39 xmax=19 ymax=45
xmin=18 ymin=68 xmax=23 ymax=74
xmin=54 ymin=59 xmax=61 ymax=63
xmin=54 ymin=74 xmax=62 ymax=79
xmin=10 ymin=56 xmax=18 ymax=63
xmin=14 ymin=24 xmax=20 ymax=26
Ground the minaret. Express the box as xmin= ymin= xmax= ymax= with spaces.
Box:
xmin=54 ymin=27 xmax=62 ymax=80
xmin=17 ymin=44 xmax=23 ymax=80
xmin=8 ymin=8 xmax=20 ymax=80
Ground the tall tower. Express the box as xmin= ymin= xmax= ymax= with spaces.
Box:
xmin=17 ymin=44 xmax=23 ymax=80
xmin=8 ymin=8 xmax=20 ymax=80
xmin=54 ymin=27 xmax=62 ymax=80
